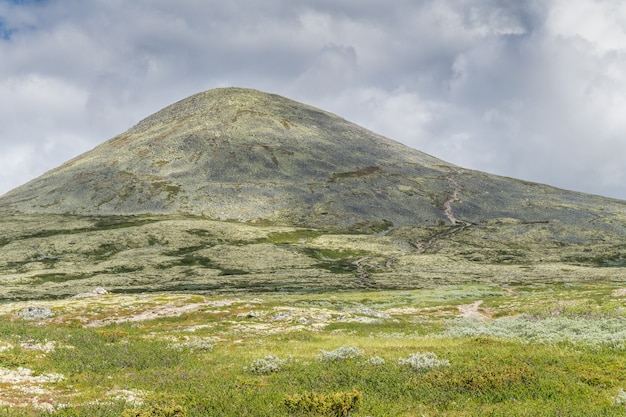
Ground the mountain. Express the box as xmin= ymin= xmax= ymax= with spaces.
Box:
xmin=0 ymin=87 xmax=624 ymax=300
xmin=2 ymin=87 xmax=447 ymax=228
xmin=2 ymin=87 xmax=623 ymax=229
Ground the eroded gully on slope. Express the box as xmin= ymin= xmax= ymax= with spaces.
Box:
xmin=412 ymin=172 xmax=471 ymax=254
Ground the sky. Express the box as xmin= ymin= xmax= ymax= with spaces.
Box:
xmin=1 ymin=0 xmax=625 ymax=201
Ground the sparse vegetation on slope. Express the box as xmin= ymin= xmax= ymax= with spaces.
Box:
xmin=0 ymin=212 xmax=624 ymax=300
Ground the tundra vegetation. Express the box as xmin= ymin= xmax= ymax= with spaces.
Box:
xmin=0 ymin=214 xmax=624 ymax=416
xmin=0 ymin=281 xmax=624 ymax=415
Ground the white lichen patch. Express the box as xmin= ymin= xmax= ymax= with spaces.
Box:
xmin=612 ymin=288 xmax=626 ymax=297
xmin=19 ymin=340 xmax=57 ymax=353
xmin=84 ymin=301 xmax=211 ymax=327
xmin=0 ymin=342 xmax=14 ymax=352
xmin=0 ymin=366 xmax=65 ymax=411
xmin=0 ymin=292 xmax=267 ymax=330
xmin=107 ymin=389 xmax=149 ymax=405
xmin=181 ymin=324 xmax=213 ymax=332
xmin=230 ymin=322 xmax=308 ymax=335
xmin=0 ymin=367 xmax=63 ymax=385
xmin=224 ymin=305 xmax=397 ymax=335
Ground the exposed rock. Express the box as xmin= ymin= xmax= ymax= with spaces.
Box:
xmin=17 ymin=306 xmax=54 ymax=320
xmin=356 ymin=308 xmax=391 ymax=320
xmin=271 ymin=311 xmax=294 ymax=321
xmin=72 ymin=287 xmax=109 ymax=299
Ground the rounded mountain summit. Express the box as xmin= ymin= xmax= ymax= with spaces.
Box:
xmin=1 ymin=87 xmax=623 ymax=229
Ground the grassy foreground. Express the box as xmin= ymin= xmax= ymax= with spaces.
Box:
xmin=0 ymin=282 xmax=625 ymax=416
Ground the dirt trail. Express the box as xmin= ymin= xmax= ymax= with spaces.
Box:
xmin=457 ymin=300 xmax=489 ymax=320
xmin=443 ymin=174 xmax=462 ymax=225
xmin=83 ymin=300 xmax=243 ymax=327
xmin=410 ymin=172 xmax=470 ymax=254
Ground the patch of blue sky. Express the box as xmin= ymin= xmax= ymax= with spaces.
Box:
xmin=0 ymin=20 xmax=13 ymax=40
xmin=0 ymin=0 xmax=47 ymax=39
xmin=1 ymin=0 xmax=47 ymax=4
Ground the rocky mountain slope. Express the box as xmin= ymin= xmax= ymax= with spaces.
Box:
xmin=0 ymin=88 xmax=624 ymax=299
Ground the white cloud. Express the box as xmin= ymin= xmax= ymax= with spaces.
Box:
xmin=0 ymin=145 xmax=35 ymax=192
xmin=548 ymin=0 xmax=626 ymax=52
xmin=0 ymin=74 xmax=96 ymax=192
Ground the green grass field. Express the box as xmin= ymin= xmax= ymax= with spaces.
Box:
xmin=0 ymin=282 xmax=625 ymax=416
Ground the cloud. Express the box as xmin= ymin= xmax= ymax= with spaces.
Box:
xmin=0 ymin=0 xmax=625 ymax=200
xmin=0 ymin=74 xmax=93 ymax=186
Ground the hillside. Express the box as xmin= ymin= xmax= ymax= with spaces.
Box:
xmin=0 ymin=88 xmax=624 ymax=299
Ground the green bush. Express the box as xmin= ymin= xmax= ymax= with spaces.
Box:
xmin=284 ymin=389 xmax=362 ymax=416
xmin=121 ymin=403 xmax=186 ymax=417
xmin=96 ymin=329 xmax=129 ymax=343
xmin=0 ymin=352 xmax=28 ymax=368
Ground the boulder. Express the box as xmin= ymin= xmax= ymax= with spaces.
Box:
xmin=17 ymin=306 xmax=54 ymax=320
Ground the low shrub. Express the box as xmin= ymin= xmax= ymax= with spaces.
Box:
xmin=366 ymin=356 xmax=385 ymax=366
xmin=317 ymin=346 xmax=364 ymax=362
xmin=121 ymin=403 xmax=186 ymax=417
xmin=284 ymin=388 xmax=362 ymax=416
xmin=439 ymin=362 xmax=534 ymax=394
xmin=0 ymin=352 xmax=28 ymax=368
xmin=168 ymin=337 xmax=216 ymax=353
xmin=397 ymin=351 xmax=449 ymax=372
xmin=96 ymin=329 xmax=129 ymax=343
xmin=244 ymin=354 xmax=290 ymax=374
xmin=444 ymin=315 xmax=626 ymax=346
